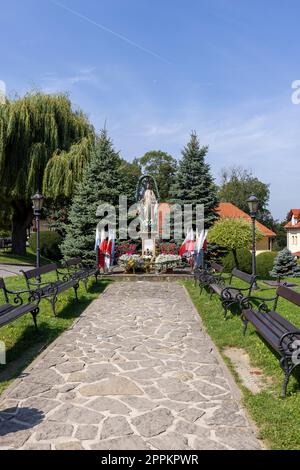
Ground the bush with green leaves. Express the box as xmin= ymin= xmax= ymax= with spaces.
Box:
xmin=256 ymin=251 xmax=278 ymax=279
xmin=29 ymin=231 xmax=62 ymax=261
xmin=221 ymin=248 xmax=252 ymax=273
xmin=208 ymin=218 xmax=263 ymax=269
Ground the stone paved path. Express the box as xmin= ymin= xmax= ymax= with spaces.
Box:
xmin=0 ymin=264 xmax=33 ymax=278
xmin=0 ymin=282 xmax=262 ymax=450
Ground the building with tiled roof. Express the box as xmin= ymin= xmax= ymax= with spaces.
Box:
xmin=216 ymin=202 xmax=276 ymax=253
xmin=285 ymin=209 xmax=300 ymax=256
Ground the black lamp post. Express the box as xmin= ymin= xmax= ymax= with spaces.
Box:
xmin=247 ymin=195 xmax=259 ymax=289
xmin=31 ymin=192 xmax=44 ymax=268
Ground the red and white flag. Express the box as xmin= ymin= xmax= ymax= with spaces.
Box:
xmin=105 ymin=229 xmax=115 ymax=270
xmin=179 ymin=228 xmax=195 ymax=258
xmin=98 ymin=229 xmax=107 ymax=270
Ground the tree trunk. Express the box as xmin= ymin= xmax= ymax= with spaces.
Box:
xmin=232 ymin=249 xmax=239 ymax=269
xmin=11 ymin=201 xmax=33 ymax=256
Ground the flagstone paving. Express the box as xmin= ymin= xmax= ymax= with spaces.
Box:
xmin=0 ymin=282 xmax=262 ymax=450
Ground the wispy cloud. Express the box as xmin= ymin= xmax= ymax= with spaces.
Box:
xmin=39 ymin=67 xmax=108 ymax=93
xmin=50 ymin=0 xmax=171 ymax=65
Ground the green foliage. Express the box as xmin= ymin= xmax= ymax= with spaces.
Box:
xmin=170 ymin=132 xmax=219 ymax=229
xmin=0 ymin=92 xmax=95 ymax=255
xmin=60 ymin=129 xmax=124 ymax=266
xmin=208 ymin=218 xmax=263 ymax=251
xmin=137 ymin=150 xmax=177 ymax=201
xmin=272 ymin=222 xmax=288 ymax=251
xmin=218 ymin=166 xmax=270 ymax=216
xmin=43 ymin=137 xmax=94 ymax=199
xmin=0 ymin=92 xmax=94 ymax=201
xmin=221 ymin=248 xmax=252 ymax=273
xmin=118 ymin=158 xmax=141 ymax=205
xmin=270 ymin=248 xmax=300 ymax=278
xmin=208 ymin=218 xmax=262 ymax=270
xmin=256 ymin=251 xmax=278 ymax=279
xmin=0 ymin=229 xmax=10 ymax=237
xmin=29 ymin=230 xmax=62 ymax=260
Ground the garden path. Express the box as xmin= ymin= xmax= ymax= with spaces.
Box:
xmin=0 ymin=282 xmax=262 ymax=450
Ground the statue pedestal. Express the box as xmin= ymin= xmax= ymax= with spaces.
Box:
xmin=142 ymin=238 xmax=155 ymax=256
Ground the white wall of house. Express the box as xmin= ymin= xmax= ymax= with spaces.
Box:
xmin=287 ymin=229 xmax=300 ymax=253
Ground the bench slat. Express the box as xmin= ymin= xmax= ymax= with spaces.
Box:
xmin=231 ymin=268 xmax=254 ymax=284
xmin=243 ymin=309 xmax=284 ymax=351
xmin=23 ymin=263 xmax=58 ymax=279
xmin=0 ymin=302 xmax=37 ymax=327
xmin=210 ymin=262 xmax=223 ymax=273
xmin=277 ymin=286 xmax=300 ymax=307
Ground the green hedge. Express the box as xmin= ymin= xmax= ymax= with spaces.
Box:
xmin=29 ymin=231 xmax=62 ymax=261
xmin=256 ymin=251 xmax=278 ymax=279
xmin=221 ymin=248 xmax=252 ymax=273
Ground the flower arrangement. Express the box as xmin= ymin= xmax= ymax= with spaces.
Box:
xmin=115 ymin=242 xmax=137 ymax=258
xmin=118 ymin=254 xmax=144 ymax=273
xmin=157 ymin=242 xmax=179 ymax=255
xmin=155 ymin=254 xmax=181 ymax=273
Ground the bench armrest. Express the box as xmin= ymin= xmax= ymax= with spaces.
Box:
xmin=3 ymin=286 xmax=41 ymax=306
xmin=240 ymin=295 xmax=278 ymax=312
xmin=279 ymin=331 xmax=300 ymax=354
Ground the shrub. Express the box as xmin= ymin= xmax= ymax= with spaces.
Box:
xmin=270 ymin=248 xmax=300 ymax=278
xmin=29 ymin=231 xmax=62 ymax=261
xmin=256 ymin=251 xmax=278 ymax=279
xmin=221 ymin=248 xmax=252 ymax=273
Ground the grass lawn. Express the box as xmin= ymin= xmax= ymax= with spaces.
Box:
xmin=0 ymin=273 xmax=111 ymax=396
xmin=0 ymin=247 xmax=52 ymax=266
xmin=183 ymin=276 xmax=300 ymax=450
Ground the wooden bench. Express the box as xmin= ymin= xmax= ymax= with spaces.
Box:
xmin=209 ymin=268 xmax=256 ymax=318
xmin=0 ymin=278 xmax=40 ymax=330
xmin=20 ymin=263 xmax=80 ymax=316
xmin=62 ymin=257 xmax=99 ymax=291
xmin=241 ymin=285 xmax=300 ymax=397
xmin=195 ymin=262 xmax=224 ymax=294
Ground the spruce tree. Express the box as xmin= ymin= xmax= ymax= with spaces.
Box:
xmin=170 ymin=131 xmax=219 ymax=235
xmin=60 ymin=129 xmax=123 ymax=266
xmin=270 ymin=248 xmax=300 ymax=279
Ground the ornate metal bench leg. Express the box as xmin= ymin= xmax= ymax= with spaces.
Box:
xmin=50 ymin=295 xmax=58 ymax=316
xmin=31 ymin=308 xmax=39 ymax=331
xmin=73 ymin=282 xmax=80 ymax=301
xmin=242 ymin=315 xmax=248 ymax=336
xmin=222 ymin=299 xmax=230 ymax=319
xmin=280 ymin=358 xmax=292 ymax=398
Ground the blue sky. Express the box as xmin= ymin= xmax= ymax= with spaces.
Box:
xmin=1 ymin=0 xmax=299 ymax=220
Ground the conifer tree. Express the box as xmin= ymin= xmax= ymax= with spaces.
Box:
xmin=60 ymin=130 xmax=123 ymax=265
xmin=270 ymin=248 xmax=300 ymax=279
xmin=170 ymin=131 xmax=219 ymax=236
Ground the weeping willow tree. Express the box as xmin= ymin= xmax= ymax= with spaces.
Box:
xmin=0 ymin=92 xmax=95 ymax=254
